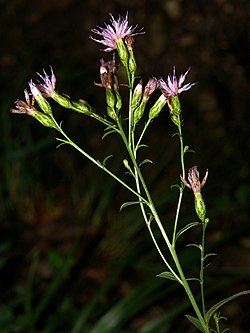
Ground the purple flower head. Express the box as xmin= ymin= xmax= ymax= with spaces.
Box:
xmin=180 ymin=166 xmax=208 ymax=195
xmin=90 ymin=13 xmax=144 ymax=52
xmin=36 ymin=66 xmax=56 ymax=98
xmin=10 ymin=89 xmax=36 ymax=116
xmin=159 ymin=67 xmax=197 ymax=97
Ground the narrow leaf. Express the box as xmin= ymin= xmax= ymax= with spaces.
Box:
xmin=156 ymin=271 xmax=179 ymax=282
xmin=204 ymin=253 xmax=217 ymax=261
xmin=205 ymin=290 xmax=250 ymax=324
xmin=102 ymin=155 xmax=113 ymax=166
xmin=139 ymin=159 xmax=153 ymax=167
xmin=136 ymin=144 xmax=148 ymax=150
xmin=176 ymin=222 xmax=200 ymax=241
xmin=120 ymin=201 xmax=144 ymax=211
xmin=185 ymin=315 xmax=205 ymax=332
xmin=186 ymin=243 xmax=202 ymax=250
xmin=102 ymin=129 xmax=117 ymax=140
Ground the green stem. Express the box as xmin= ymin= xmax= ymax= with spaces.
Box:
xmin=172 ymin=117 xmax=186 ymax=245
xmin=121 ymin=83 xmax=208 ymax=330
xmin=121 ymin=133 xmax=208 ymax=331
xmin=200 ymin=222 xmax=207 ymax=317
xmin=53 ymin=119 xmax=147 ymax=204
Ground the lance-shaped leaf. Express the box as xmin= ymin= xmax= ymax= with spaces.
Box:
xmin=185 ymin=315 xmax=205 ymax=333
xmin=175 ymin=221 xmax=200 ymax=241
xmin=205 ymin=290 xmax=250 ymax=324
xmin=157 ymin=271 xmax=180 ymax=283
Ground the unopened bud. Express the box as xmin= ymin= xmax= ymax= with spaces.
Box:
xmin=134 ymin=100 xmax=146 ymax=125
xmin=114 ymin=86 xmax=122 ymax=112
xmin=52 ymin=92 xmax=72 ymax=109
xmin=106 ymin=106 xmax=118 ymax=121
xmin=143 ymin=78 xmax=159 ymax=101
xmin=106 ymin=88 xmax=116 ymax=109
xmin=71 ymin=100 xmax=92 ymax=115
xmin=131 ymin=81 xmax=143 ymax=111
xmin=149 ymin=94 xmax=168 ymax=120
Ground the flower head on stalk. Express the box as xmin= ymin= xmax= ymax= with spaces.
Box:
xmin=180 ymin=166 xmax=208 ymax=222
xmin=36 ymin=66 xmax=56 ymax=98
xmin=159 ymin=67 xmax=196 ymax=97
xmin=10 ymin=88 xmax=56 ymax=128
xmin=90 ymin=13 xmax=144 ymax=52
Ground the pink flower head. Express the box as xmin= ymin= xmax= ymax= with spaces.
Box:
xmin=90 ymin=13 xmax=144 ymax=52
xmin=180 ymin=166 xmax=208 ymax=195
xmin=36 ymin=66 xmax=56 ymax=98
xmin=159 ymin=67 xmax=197 ymax=97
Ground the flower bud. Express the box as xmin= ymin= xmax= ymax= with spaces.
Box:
xmin=131 ymin=81 xmax=143 ymax=111
xmin=106 ymin=106 xmax=118 ymax=121
xmin=71 ymin=100 xmax=92 ymax=115
xmin=105 ymin=87 xmax=116 ymax=109
xmin=114 ymin=85 xmax=122 ymax=113
xmin=148 ymin=94 xmax=168 ymax=120
xmin=52 ymin=92 xmax=73 ymax=109
xmin=143 ymin=78 xmax=159 ymax=102
xmin=134 ymin=100 xmax=146 ymax=125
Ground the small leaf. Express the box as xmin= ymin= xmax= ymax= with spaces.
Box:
xmin=205 ymin=290 xmax=250 ymax=324
xmin=185 ymin=315 xmax=205 ymax=332
xmin=120 ymin=200 xmax=143 ymax=211
xmin=139 ymin=159 xmax=153 ymax=167
xmin=102 ymin=128 xmax=118 ymax=140
xmin=156 ymin=271 xmax=179 ymax=282
xmin=171 ymin=184 xmax=181 ymax=190
xmin=102 ymin=155 xmax=113 ymax=166
xmin=176 ymin=222 xmax=200 ymax=241
xmin=137 ymin=144 xmax=148 ymax=150
xmin=186 ymin=243 xmax=202 ymax=250
xmin=204 ymin=253 xmax=217 ymax=261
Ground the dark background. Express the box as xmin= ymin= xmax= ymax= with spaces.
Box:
xmin=1 ymin=0 xmax=249 ymax=332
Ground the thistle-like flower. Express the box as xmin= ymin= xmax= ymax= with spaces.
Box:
xmin=181 ymin=166 xmax=208 ymax=222
xmin=90 ymin=13 xmax=144 ymax=52
xmin=10 ymin=89 xmax=36 ymax=116
xmin=159 ymin=67 xmax=196 ymax=97
xmin=10 ymin=88 xmax=56 ymax=128
xmin=36 ymin=66 xmax=56 ymax=98
xmin=181 ymin=166 xmax=208 ymax=194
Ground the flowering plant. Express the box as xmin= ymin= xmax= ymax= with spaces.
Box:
xmin=11 ymin=13 xmax=249 ymax=333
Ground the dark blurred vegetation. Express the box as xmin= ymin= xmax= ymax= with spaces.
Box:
xmin=1 ymin=0 xmax=250 ymax=332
